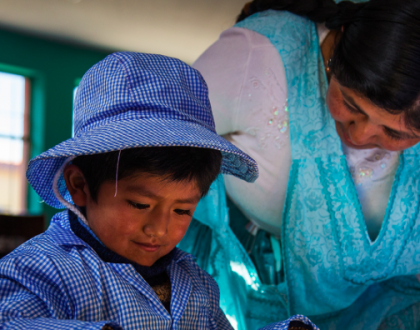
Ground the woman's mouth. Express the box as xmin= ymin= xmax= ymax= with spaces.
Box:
xmin=341 ymin=127 xmax=356 ymax=146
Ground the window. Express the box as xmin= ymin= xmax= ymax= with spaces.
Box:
xmin=0 ymin=72 xmax=30 ymax=215
xmin=72 ymin=80 xmax=80 ymax=137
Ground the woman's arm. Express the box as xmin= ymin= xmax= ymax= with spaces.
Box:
xmin=193 ymin=27 xmax=291 ymax=235
xmin=193 ymin=27 xmax=253 ymax=136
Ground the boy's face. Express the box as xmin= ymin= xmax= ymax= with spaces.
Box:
xmin=65 ymin=167 xmax=201 ymax=266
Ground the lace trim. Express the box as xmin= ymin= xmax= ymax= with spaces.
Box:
xmin=319 ymin=154 xmax=418 ymax=284
xmin=282 ymin=160 xmax=300 ymax=315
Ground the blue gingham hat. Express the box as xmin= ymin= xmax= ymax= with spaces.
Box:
xmin=27 ymin=52 xmax=258 ymax=209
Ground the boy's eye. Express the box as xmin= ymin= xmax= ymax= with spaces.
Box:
xmin=174 ymin=209 xmax=191 ymax=216
xmin=128 ymin=201 xmax=150 ymax=210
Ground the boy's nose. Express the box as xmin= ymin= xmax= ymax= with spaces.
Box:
xmin=143 ymin=213 xmax=168 ymax=238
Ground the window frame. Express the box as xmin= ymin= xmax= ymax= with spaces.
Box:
xmin=0 ymin=63 xmax=45 ymax=215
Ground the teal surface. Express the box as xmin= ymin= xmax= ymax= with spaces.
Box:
xmin=180 ymin=9 xmax=420 ymax=330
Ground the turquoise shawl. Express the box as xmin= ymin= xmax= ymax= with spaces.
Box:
xmin=181 ymin=9 xmax=420 ymax=330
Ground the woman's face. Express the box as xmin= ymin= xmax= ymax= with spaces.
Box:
xmin=327 ymin=77 xmax=420 ymax=151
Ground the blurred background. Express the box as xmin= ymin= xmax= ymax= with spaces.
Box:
xmin=0 ymin=0 xmax=246 ymax=251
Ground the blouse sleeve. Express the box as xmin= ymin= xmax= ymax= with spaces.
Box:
xmin=193 ymin=27 xmax=251 ymax=135
xmin=193 ymin=27 xmax=291 ymax=236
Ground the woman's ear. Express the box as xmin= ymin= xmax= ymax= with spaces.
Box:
xmin=63 ymin=164 xmax=89 ymax=207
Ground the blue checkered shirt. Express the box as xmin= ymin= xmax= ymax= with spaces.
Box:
xmin=0 ymin=211 xmax=316 ymax=330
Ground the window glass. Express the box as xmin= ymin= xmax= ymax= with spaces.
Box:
xmin=0 ymin=72 xmax=30 ymax=214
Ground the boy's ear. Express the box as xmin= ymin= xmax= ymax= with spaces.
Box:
xmin=63 ymin=164 xmax=89 ymax=207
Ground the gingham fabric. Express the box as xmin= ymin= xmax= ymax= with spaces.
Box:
xmin=26 ymin=52 xmax=259 ymax=209
xmin=0 ymin=211 xmax=318 ymax=330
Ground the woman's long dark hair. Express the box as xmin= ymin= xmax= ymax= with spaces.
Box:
xmin=237 ymin=0 xmax=420 ymax=131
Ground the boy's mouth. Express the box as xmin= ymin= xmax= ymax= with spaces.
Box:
xmin=134 ymin=242 xmax=161 ymax=252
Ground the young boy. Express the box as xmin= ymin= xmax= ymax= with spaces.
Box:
xmin=0 ymin=52 xmax=317 ymax=330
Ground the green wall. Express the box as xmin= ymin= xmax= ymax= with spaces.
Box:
xmin=0 ymin=28 xmax=112 ymax=224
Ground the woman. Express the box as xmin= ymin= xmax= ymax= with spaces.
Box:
xmin=179 ymin=0 xmax=420 ymax=329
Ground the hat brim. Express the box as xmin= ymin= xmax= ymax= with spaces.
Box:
xmin=27 ymin=118 xmax=258 ymax=209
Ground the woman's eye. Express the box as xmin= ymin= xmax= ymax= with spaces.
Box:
xmin=128 ymin=201 xmax=149 ymax=210
xmin=174 ymin=209 xmax=191 ymax=216
xmin=383 ymin=127 xmax=404 ymax=141
xmin=343 ymin=100 xmax=360 ymax=115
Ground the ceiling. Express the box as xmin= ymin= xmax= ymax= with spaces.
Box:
xmin=0 ymin=0 xmax=247 ymax=63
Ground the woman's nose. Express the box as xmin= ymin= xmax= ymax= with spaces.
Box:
xmin=143 ymin=211 xmax=169 ymax=238
xmin=349 ymin=119 xmax=376 ymax=145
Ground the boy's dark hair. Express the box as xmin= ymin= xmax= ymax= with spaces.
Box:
xmin=72 ymin=147 xmax=222 ymax=201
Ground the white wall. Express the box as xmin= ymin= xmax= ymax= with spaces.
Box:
xmin=0 ymin=0 xmax=246 ymax=63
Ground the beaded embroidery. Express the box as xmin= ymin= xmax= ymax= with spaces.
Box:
xmin=346 ymin=150 xmax=397 ymax=186
xmin=244 ymin=68 xmax=289 ymax=150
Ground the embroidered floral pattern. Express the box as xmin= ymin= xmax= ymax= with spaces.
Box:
xmin=244 ymin=68 xmax=289 ymax=150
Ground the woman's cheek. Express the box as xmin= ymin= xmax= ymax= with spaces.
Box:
xmin=381 ymin=138 xmax=420 ymax=152
xmin=327 ymin=96 xmax=342 ymax=121
xmin=326 ymin=86 xmax=342 ymax=120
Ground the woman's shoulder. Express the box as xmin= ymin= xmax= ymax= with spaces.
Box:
xmin=218 ymin=26 xmax=274 ymax=49
xmin=193 ymin=26 xmax=278 ymax=74
xmin=193 ymin=25 xmax=286 ymax=135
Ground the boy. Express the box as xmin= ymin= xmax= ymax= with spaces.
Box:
xmin=0 ymin=52 xmax=317 ymax=330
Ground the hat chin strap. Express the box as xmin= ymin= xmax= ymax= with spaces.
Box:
xmin=52 ymin=156 xmax=89 ymax=226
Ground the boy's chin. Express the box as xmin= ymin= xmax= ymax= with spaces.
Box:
xmin=124 ymin=253 xmax=160 ymax=267
xmin=122 ymin=249 xmax=166 ymax=267
xmin=136 ymin=259 xmax=158 ymax=267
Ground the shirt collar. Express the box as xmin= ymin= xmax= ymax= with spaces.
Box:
xmin=47 ymin=210 xmax=89 ymax=247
